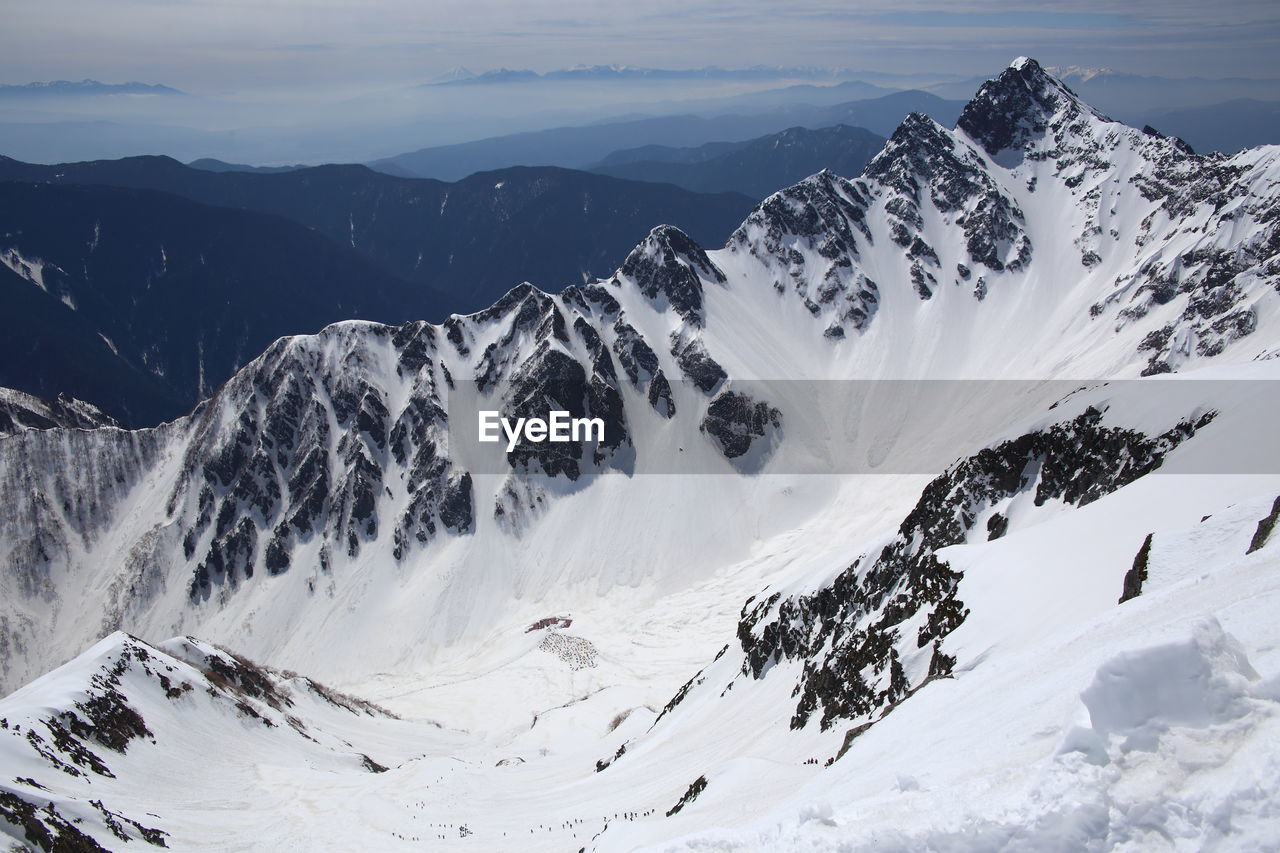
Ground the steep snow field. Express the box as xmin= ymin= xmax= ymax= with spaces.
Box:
xmin=3 ymin=464 xmax=1277 ymax=851
xmin=639 ymin=477 xmax=1280 ymax=851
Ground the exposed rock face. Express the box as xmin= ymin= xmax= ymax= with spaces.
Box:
xmin=175 ymin=323 xmax=464 ymax=600
xmin=618 ymin=224 xmax=726 ymax=327
xmin=868 ymin=113 xmax=1032 ymax=275
xmin=0 ymin=425 xmax=167 ymax=602
xmin=700 ymin=391 xmax=782 ymax=460
xmin=729 ymin=170 xmax=881 ymax=335
xmin=1247 ymin=496 xmax=1280 ymax=555
xmin=1120 ymin=533 xmax=1154 ymax=603
xmin=957 ymin=56 xmax=1104 ymax=157
xmin=734 ymin=405 xmax=1213 ymax=733
xmin=501 ymin=348 xmax=619 ymax=480
xmin=670 ymin=334 xmax=727 ymax=393
xmin=0 ymin=220 xmax=748 ymax=688
xmin=954 ymin=58 xmax=1280 ymax=375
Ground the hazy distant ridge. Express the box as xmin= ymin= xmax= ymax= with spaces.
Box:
xmin=0 ymin=79 xmax=183 ymax=96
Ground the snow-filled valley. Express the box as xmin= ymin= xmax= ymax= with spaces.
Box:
xmin=2 ymin=58 xmax=1280 ymax=851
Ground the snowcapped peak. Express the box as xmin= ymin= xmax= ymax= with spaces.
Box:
xmin=429 ymin=65 xmax=476 ymax=84
xmin=640 ymin=223 xmax=699 ymax=249
xmin=788 ymin=166 xmax=849 ymax=193
xmin=957 ymin=56 xmax=1103 ymax=156
xmin=881 ymin=111 xmax=951 ymax=150
xmin=730 ymin=166 xmax=868 ymax=255
xmin=475 ymin=280 xmax=549 ymax=316
xmin=857 ymin=112 xmax=961 ymax=187
xmin=616 ymin=224 xmax=724 ymax=326
xmin=621 ymin=224 xmax=721 ymax=282
xmin=864 ymin=111 xmax=964 ymax=186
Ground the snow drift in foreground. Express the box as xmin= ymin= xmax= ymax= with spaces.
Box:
xmin=648 ymin=492 xmax=1280 ymax=852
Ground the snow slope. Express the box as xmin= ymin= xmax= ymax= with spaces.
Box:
xmin=3 ymin=382 xmax=1278 ymax=852
xmin=639 ymin=480 xmax=1280 ymax=852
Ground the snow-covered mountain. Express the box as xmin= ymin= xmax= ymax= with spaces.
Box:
xmin=0 ymin=388 xmax=119 ymax=435
xmin=3 ymin=58 xmax=1280 ymax=851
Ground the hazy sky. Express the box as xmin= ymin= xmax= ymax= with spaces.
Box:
xmin=4 ymin=0 xmax=1280 ymax=92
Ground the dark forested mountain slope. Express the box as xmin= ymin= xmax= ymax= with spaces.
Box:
xmin=0 ymin=181 xmax=444 ymax=425
xmin=591 ymin=125 xmax=887 ymax=198
xmin=0 ymin=156 xmax=755 ymax=313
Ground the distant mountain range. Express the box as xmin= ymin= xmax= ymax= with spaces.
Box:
xmin=426 ymin=64 xmax=930 ymax=86
xmin=187 ymin=158 xmax=307 ymax=174
xmin=0 ymin=118 xmax=238 ymax=165
xmin=0 ymin=154 xmax=752 ymax=310
xmin=1139 ymin=99 xmax=1280 ymax=155
xmin=0 ymin=156 xmax=752 ymax=422
xmin=0 ymin=79 xmax=183 ymax=97
xmin=590 ymin=125 xmax=887 ymax=199
xmin=683 ymin=79 xmax=899 ymax=110
xmin=373 ymin=90 xmax=963 ymax=180
xmin=0 ymin=180 xmax=444 ymax=425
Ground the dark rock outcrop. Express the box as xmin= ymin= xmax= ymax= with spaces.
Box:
xmin=700 ymin=391 xmax=782 ymax=460
xmin=736 ymin=405 xmax=1213 ymax=733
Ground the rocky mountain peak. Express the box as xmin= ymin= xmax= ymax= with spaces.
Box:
xmin=864 ymin=112 xmax=963 ymax=195
xmin=728 ymin=168 xmax=871 ymax=255
xmin=866 ymin=107 xmax=1031 ymax=282
xmin=957 ymin=56 xmax=1103 ymax=156
xmin=616 ymin=224 xmax=725 ymax=327
xmin=726 ymin=167 xmax=881 ymax=337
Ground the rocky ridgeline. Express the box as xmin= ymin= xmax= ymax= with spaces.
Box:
xmin=176 ymin=323 xmax=470 ymax=599
xmin=727 ymin=169 xmax=882 ymax=338
xmin=0 ymin=218 xmax=765 ymax=672
xmin=0 ymin=632 xmax=396 ymax=849
xmin=725 ymin=405 xmax=1214 ymax=740
xmin=722 ymin=57 xmax=1279 ymax=363
xmin=0 ymin=389 xmax=120 ymax=436
xmin=619 ymin=400 xmax=1217 ymax=781
xmin=960 ymin=59 xmax=1279 ymax=374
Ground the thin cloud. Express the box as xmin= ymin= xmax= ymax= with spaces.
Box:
xmin=2 ymin=0 xmax=1277 ymax=90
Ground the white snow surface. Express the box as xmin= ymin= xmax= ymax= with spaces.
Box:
xmin=644 ymin=485 xmax=1280 ymax=853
